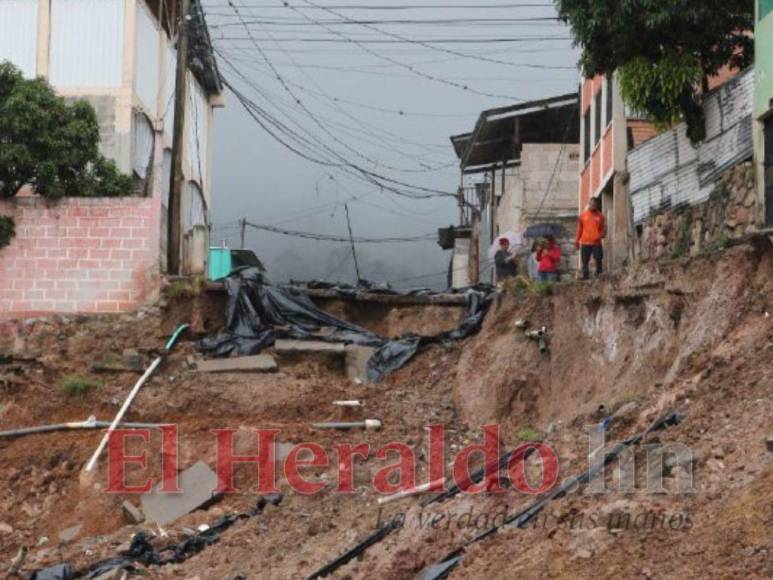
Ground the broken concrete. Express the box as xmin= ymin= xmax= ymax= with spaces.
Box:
xmin=121 ymin=500 xmax=145 ymax=524
xmin=344 ymin=345 xmax=376 ymax=383
xmin=195 ymin=354 xmax=277 ymax=373
xmin=140 ymin=462 xmax=222 ymax=526
xmin=274 ymin=339 xmax=345 ymax=356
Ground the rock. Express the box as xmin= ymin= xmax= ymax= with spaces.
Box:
xmin=58 ymin=523 xmax=83 ymax=543
xmin=0 ymin=522 xmax=12 ymax=534
xmin=122 ymin=500 xmax=145 ymax=524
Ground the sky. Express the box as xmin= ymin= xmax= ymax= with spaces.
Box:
xmin=202 ymin=0 xmax=580 ymax=288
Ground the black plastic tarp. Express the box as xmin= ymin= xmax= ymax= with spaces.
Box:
xmin=199 ymin=268 xmax=493 ymax=380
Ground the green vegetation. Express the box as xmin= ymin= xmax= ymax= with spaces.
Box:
xmin=516 ymin=427 xmax=543 ymax=442
xmin=166 ymin=277 xmax=204 ymax=299
xmin=555 ymin=0 xmax=754 ymax=142
xmin=0 ymin=215 xmax=14 ymax=248
xmin=0 ymin=61 xmax=134 ymax=198
xmin=59 ymin=375 xmax=102 ymax=395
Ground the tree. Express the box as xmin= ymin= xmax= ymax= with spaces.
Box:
xmin=555 ymin=0 xmax=754 ymax=141
xmin=0 ymin=61 xmax=134 ymax=198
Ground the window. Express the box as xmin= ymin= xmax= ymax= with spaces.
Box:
xmin=594 ymin=89 xmax=602 ymax=146
xmin=583 ymin=109 xmax=591 ymax=162
xmin=606 ymin=77 xmax=614 ymax=127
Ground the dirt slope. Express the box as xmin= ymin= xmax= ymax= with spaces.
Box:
xmin=0 ymin=236 xmax=771 ymax=579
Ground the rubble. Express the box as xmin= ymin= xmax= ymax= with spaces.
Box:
xmin=121 ymin=501 xmax=145 ymax=525
xmin=140 ymin=462 xmax=222 ymax=526
xmin=275 ymin=339 xmax=346 ymax=356
xmin=195 ymin=354 xmax=278 ymax=373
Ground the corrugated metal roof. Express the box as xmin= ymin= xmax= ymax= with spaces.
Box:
xmin=627 ymin=69 xmax=753 ymax=224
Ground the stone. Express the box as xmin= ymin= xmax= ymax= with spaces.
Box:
xmin=274 ymin=339 xmax=345 ymax=356
xmin=58 ymin=523 xmax=83 ymax=543
xmin=0 ymin=521 xmax=12 ymax=534
xmin=345 ymin=345 xmax=376 ymax=383
xmin=195 ymin=355 xmax=277 ymax=373
xmin=122 ymin=500 xmax=145 ymax=524
xmin=141 ymin=462 xmax=222 ymax=526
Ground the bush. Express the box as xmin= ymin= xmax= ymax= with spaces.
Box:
xmin=0 ymin=61 xmax=134 ymax=198
xmin=0 ymin=215 xmax=14 ymax=248
xmin=60 ymin=375 xmax=102 ymax=395
xmin=516 ymin=427 xmax=543 ymax=442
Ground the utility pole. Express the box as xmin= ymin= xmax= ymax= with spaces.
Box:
xmin=167 ymin=0 xmax=191 ymax=275
xmin=344 ymin=204 xmax=361 ymax=283
xmin=240 ymin=218 xmax=246 ymax=249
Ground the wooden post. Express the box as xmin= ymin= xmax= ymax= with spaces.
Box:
xmin=167 ymin=0 xmax=191 ymax=275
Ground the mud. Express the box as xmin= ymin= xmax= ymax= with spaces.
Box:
xmin=1 ymin=237 xmax=771 ymax=579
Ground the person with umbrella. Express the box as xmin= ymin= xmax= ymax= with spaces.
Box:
xmin=494 ymin=236 xmax=518 ymax=285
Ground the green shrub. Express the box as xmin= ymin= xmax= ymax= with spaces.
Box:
xmin=60 ymin=375 xmax=101 ymax=395
xmin=0 ymin=61 xmax=134 ymax=198
xmin=516 ymin=427 xmax=543 ymax=442
xmin=0 ymin=215 xmax=14 ymax=248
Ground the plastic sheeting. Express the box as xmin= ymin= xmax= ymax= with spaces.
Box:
xmin=198 ymin=269 xmax=493 ymax=381
xmin=31 ymin=495 xmax=283 ymax=579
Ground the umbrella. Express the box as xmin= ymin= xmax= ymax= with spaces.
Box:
xmin=487 ymin=230 xmax=522 ymax=260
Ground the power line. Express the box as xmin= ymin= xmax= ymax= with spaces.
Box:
xmin=220 ymin=3 xmax=458 ymax=174
xmin=293 ymin=0 xmax=577 ymax=70
xmin=244 ymin=220 xmax=436 ymax=243
xmin=281 ymin=4 xmax=530 ymax=100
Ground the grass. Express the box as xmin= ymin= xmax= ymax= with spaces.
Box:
xmin=166 ymin=277 xmax=204 ymax=299
xmin=60 ymin=375 xmax=102 ymax=395
xmin=516 ymin=427 xmax=543 ymax=442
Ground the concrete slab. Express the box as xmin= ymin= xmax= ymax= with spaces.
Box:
xmin=274 ymin=339 xmax=345 ymax=356
xmin=345 ymin=345 xmax=376 ymax=383
xmin=141 ymin=462 xmax=222 ymax=526
xmin=195 ymin=355 xmax=277 ymax=373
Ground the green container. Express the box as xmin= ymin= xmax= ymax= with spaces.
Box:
xmin=207 ymin=247 xmax=233 ymax=281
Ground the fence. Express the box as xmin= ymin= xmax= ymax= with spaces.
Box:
xmin=628 ymin=69 xmax=754 ymax=224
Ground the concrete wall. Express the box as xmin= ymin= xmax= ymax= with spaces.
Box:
xmin=494 ymin=143 xmax=580 ymax=275
xmin=0 ymin=196 xmax=161 ymax=317
xmin=755 ymin=0 xmax=773 ymax=227
xmin=496 ymin=143 xmax=580 ymax=235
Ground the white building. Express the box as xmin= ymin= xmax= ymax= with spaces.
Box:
xmin=0 ymin=0 xmax=223 ymax=273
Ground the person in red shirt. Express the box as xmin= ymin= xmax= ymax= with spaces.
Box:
xmin=536 ymin=235 xmax=561 ymax=282
xmin=575 ymin=197 xmax=606 ymax=280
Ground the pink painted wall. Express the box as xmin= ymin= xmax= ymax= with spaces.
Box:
xmin=0 ymin=196 xmax=161 ymax=318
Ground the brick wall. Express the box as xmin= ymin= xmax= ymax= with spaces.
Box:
xmin=0 ymin=196 xmax=161 ymax=318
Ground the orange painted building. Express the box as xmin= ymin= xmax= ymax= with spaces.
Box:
xmin=578 ymin=73 xmax=657 ymax=268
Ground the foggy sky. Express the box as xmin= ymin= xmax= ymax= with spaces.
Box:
xmin=203 ymin=0 xmax=580 ymax=288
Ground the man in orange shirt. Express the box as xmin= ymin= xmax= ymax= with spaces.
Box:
xmin=575 ymin=197 xmax=606 ymax=280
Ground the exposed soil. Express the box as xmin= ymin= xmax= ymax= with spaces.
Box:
xmin=0 ymin=236 xmax=771 ymax=579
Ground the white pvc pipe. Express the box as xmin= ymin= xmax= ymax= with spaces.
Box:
xmin=83 ymin=356 xmax=162 ymax=473
xmin=377 ymin=478 xmax=446 ymax=505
